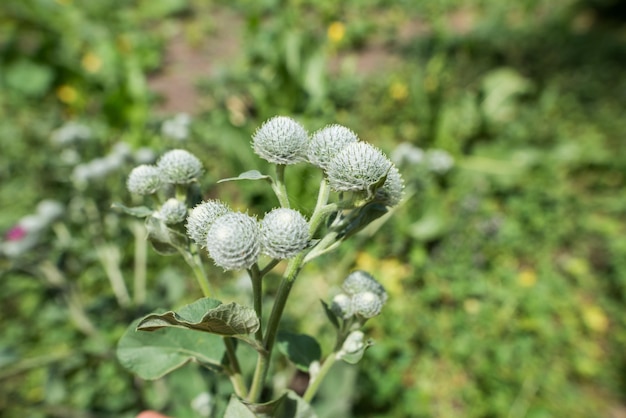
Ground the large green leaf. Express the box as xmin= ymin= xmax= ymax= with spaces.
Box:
xmin=116 ymin=319 xmax=225 ymax=380
xmin=224 ymin=391 xmax=318 ymax=418
xmin=137 ymin=298 xmax=260 ymax=336
xmin=276 ymin=331 xmax=321 ymax=372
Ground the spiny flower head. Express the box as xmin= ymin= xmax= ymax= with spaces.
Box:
xmin=351 ymin=291 xmax=384 ymax=318
xmin=307 ymin=124 xmax=359 ymax=169
xmin=186 ymin=200 xmax=231 ymax=247
xmin=157 ymin=149 xmax=203 ymax=184
xmin=342 ymin=270 xmax=388 ymax=304
xmin=206 ymin=212 xmax=260 ymax=271
xmin=326 ymin=142 xmax=392 ymax=193
xmin=260 ymin=208 xmax=310 ymax=259
xmin=157 ymin=198 xmax=187 ymax=225
xmin=127 ymin=164 xmax=162 ymax=195
xmin=252 ymin=116 xmax=308 ymax=165
xmin=375 ymin=164 xmax=404 ymax=207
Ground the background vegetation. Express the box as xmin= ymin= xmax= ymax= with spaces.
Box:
xmin=1 ymin=0 xmax=625 ymax=417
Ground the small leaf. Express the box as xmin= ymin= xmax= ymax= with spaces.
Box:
xmin=218 ymin=170 xmax=272 ymax=184
xmin=137 ymin=298 xmax=260 ymax=336
xmin=111 ymin=202 xmax=154 ymax=218
xmin=117 ymin=319 xmax=225 ymax=380
xmin=334 ymin=202 xmax=388 ymax=241
xmin=339 ymin=339 xmax=374 ymax=365
xmin=145 ymin=216 xmax=188 ymax=255
xmin=224 ymin=391 xmax=317 ymax=418
xmin=277 ymin=331 xmax=322 ymax=372
xmin=320 ymin=300 xmax=340 ymax=329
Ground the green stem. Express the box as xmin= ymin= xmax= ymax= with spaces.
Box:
xmin=179 ymin=245 xmax=212 ymax=297
xmin=308 ymin=179 xmax=334 ymax=236
xmin=224 ymin=337 xmax=248 ymax=399
xmin=303 ymin=352 xmax=338 ymax=403
xmin=131 ymin=221 xmax=147 ymax=306
xmin=272 ymin=164 xmax=290 ymax=208
xmin=248 ymin=264 xmax=264 ymax=341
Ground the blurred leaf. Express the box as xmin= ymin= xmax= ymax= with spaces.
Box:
xmin=224 ymin=391 xmax=317 ymax=418
xmin=320 ymin=300 xmax=340 ymax=329
xmin=4 ymin=60 xmax=54 ymax=97
xmin=145 ymin=216 xmax=188 ymax=255
xmin=218 ymin=170 xmax=272 ymax=184
xmin=111 ymin=202 xmax=153 ymax=218
xmin=276 ymin=331 xmax=322 ymax=372
xmin=481 ymin=67 xmax=532 ymax=124
xmin=137 ymin=298 xmax=260 ymax=336
xmin=117 ymin=318 xmax=225 ymax=380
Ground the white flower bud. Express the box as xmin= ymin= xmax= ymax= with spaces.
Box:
xmin=260 ymin=208 xmax=310 ymax=259
xmin=157 ymin=198 xmax=187 ymax=225
xmin=127 ymin=164 xmax=162 ymax=195
xmin=186 ymin=200 xmax=231 ymax=247
xmin=307 ymin=124 xmax=358 ymax=169
xmin=326 ymin=142 xmax=392 ymax=192
xmin=252 ymin=116 xmax=308 ymax=165
xmin=157 ymin=149 xmax=203 ymax=184
xmin=375 ymin=164 xmax=404 ymax=207
xmin=426 ymin=149 xmax=454 ymax=174
xmin=352 ymin=291 xmax=384 ymax=318
xmin=206 ymin=212 xmax=260 ymax=270
xmin=342 ymin=270 xmax=387 ymax=304
xmin=340 ymin=331 xmax=365 ymax=355
xmin=330 ymin=293 xmax=354 ymax=319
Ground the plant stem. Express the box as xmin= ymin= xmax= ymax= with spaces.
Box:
xmin=247 ymin=253 xmax=304 ymax=402
xmin=95 ymin=243 xmax=131 ymax=308
xmin=272 ymin=164 xmax=290 ymax=208
xmin=179 ymin=245 xmax=212 ymax=297
xmin=131 ymin=221 xmax=147 ymax=306
xmin=223 ymin=337 xmax=248 ymax=399
xmin=248 ymin=264 xmax=264 ymax=341
xmin=302 ymin=352 xmax=338 ymax=403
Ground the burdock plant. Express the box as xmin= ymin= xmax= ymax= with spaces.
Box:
xmin=115 ymin=116 xmax=404 ymax=417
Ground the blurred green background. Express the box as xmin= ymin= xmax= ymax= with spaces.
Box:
xmin=1 ymin=0 xmax=625 ymax=417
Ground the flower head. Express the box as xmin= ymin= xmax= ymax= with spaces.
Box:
xmin=351 ymin=291 xmax=384 ymax=318
xmin=157 ymin=198 xmax=187 ymax=225
xmin=157 ymin=149 xmax=203 ymax=184
xmin=252 ymin=116 xmax=308 ymax=165
xmin=127 ymin=165 xmax=162 ymax=195
xmin=260 ymin=208 xmax=310 ymax=259
xmin=186 ymin=200 xmax=231 ymax=247
xmin=206 ymin=212 xmax=260 ymax=270
xmin=326 ymin=142 xmax=392 ymax=193
xmin=342 ymin=270 xmax=388 ymax=304
xmin=330 ymin=293 xmax=354 ymax=319
xmin=307 ymin=124 xmax=359 ymax=169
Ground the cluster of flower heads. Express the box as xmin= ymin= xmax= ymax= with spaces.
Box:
xmin=253 ymin=116 xmax=404 ymax=206
xmin=186 ymin=201 xmax=310 ymax=271
xmin=127 ymin=149 xmax=203 ymax=195
xmin=391 ymin=142 xmax=455 ymax=174
xmin=330 ymin=271 xmax=387 ymax=320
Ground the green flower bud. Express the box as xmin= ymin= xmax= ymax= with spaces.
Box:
xmin=186 ymin=200 xmax=231 ymax=247
xmin=157 ymin=198 xmax=187 ymax=225
xmin=307 ymin=124 xmax=358 ymax=169
xmin=252 ymin=116 xmax=308 ymax=165
xmin=342 ymin=270 xmax=388 ymax=304
xmin=206 ymin=212 xmax=260 ymax=270
xmin=352 ymin=291 xmax=384 ymax=318
xmin=326 ymin=142 xmax=392 ymax=192
xmin=260 ymin=208 xmax=310 ymax=259
xmin=340 ymin=330 xmax=365 ymax=355
xmin=375 ymin=164 xmax=404 ymax=207
xmin=157 ymin=149 xmax=203 ymax=184
xmin=330 ymin=293 xmax=354 ymax=319
xmin=127 ymin=164 xmax=162 ymax=195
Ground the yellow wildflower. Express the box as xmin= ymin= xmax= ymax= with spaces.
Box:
xmin=57 ymin=85 xmax=78 ymax=104
xmin=81 ymin=52 xmax=102 ymax=73
xmin=327 ymin=22 xmax=346 ymax=44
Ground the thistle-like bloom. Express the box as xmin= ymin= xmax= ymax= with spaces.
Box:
xmin=352 ymin=291 xmax=384 ymax=318
xmin=157 ymin=198 xmax=187 ymax=225
xmin=127 ymin=164 xmax=162 ymax=195
xmin=330 ymin=293 xmax=354 ymax=319
xmin=157 ymin=149 xmax=203 ymax=184
xmin=307 ymin=124 xmax=359 ymax=169
xmin=342 ymin=270 xmax=388 ymax=304
xmin=260 ymin=208 xmax=310 ymax=259
xmin=375 ymin=164 xmax=404 ymax=207
xmin=186 ymin=200 xmax=231 ymax=247
xmin=252 ymin=116 xmax=308 ymax=165
xmin=326 ymin=142 xmax=392 ymax=192
xmin=206 ymin=212 xmax=260 ymax=270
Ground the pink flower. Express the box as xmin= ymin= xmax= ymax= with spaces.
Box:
xmin=136 ymin=411 xmax=171 ymax=418
xmin=6 ymin=226 xmax=27 ymax=241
